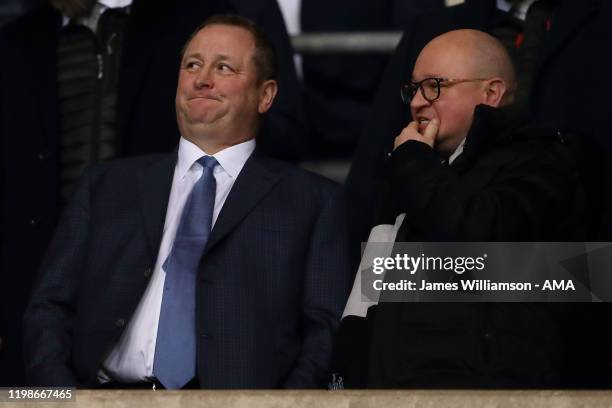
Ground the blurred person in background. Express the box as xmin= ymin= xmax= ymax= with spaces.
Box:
xmin=277 ymin=0 xmax=445 ymax=163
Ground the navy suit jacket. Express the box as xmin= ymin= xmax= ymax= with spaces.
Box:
xmin=23 ymin=150 xmax=351 ymax=388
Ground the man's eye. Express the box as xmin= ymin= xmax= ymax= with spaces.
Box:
xmin=217 ymin=63 xmax=233 ymax=73
xmin=185 ymin=61 xmax=200 ymax=70
xmin=424 ymin=81 xmax=438 ymax=90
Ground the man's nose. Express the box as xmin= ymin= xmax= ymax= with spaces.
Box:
xmin=194 ymin=67 xmax=213 ymax=89
xmin=409 ymin=87 xmax=429 ymax=110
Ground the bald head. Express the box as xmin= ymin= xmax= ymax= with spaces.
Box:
xmin=409 ymin=29 xmax=518 ymax=156
xmin=419 ymin=29 xmax=517 ymax=105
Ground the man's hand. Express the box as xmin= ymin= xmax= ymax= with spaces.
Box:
xmin=394 ymin=118 xmax=440 ymax=151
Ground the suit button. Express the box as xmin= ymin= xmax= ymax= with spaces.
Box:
xmin=201 ymin=333 xmax=212 ymax=340
xmin=29 ymin=218 xmax=39 ymax=226
xmin=484 ymin=331 xmax=493 ymax=339
xmin=115 ymin=318 xmax=126 ymax=328
xmin=0 ymin=336 xmax=3 ymax=352
xmin=144 ymin=267 xmax=152 ymax=278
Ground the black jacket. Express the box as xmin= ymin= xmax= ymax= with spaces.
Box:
xmin=335 ymin=106 xmax=610 ymax=389
xmin=346 ymin=0 xmax=612 ymax=247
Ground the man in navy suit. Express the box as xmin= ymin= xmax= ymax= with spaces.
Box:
xmin=23 ymin=14 xmax=351 ymax=389
xmin=1 ymin=0 xmax=305 ymax=386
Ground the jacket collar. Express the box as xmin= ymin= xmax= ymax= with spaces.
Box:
xmin=454 ymin=104 xmax=554 ymax=168
xmin=203 ymin=149 xmax=282 ymax=256
xmin=137 ymin=153 xmax=176 ymax=259
xmin=137 ymin=148 xmax=283 ymax=260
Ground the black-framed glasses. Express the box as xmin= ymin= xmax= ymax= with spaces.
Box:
xmin=400 ymin=77 xmax=490 ymax=104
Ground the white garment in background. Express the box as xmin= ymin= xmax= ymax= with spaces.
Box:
xmin=276 ymin=0 xmax=303 ymax=79
xmin=497 ymin=0 xmax=539 ymax=20
xmin=62 ymin=0 xmax=133 ymax=29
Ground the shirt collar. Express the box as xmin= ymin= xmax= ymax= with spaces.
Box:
xmin=99 ymin=0 xmax=132 ymax=8
xmin=448 ymin=138 xmax=466 ymax=165
xmin=61 ymin=0 xmax=132 ymax=27
xmin=177 ymin=137 xmax=256 ymax=180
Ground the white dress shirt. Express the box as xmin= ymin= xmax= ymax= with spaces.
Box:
xmin=497 ymin=0 xmax=538 ymax=20
xmin=448 ymin=138 xmax=466 ymax=165
xmin=62 ymin=0 xmax=133 ymax=30
xmin=98 ymin=137 xmax=255 ymax=383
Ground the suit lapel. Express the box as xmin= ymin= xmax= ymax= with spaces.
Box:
xmin=137 ymin=153 xmax=177 ymax=257
xmin=203 ymin=153 xmax=282 ymax=255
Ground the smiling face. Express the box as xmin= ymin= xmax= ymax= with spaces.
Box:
xmin=175 ymin=24 xmax=277 ymax=152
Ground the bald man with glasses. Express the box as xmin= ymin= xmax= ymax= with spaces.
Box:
xmin=333 ymin=29 xmax=609 ymax=389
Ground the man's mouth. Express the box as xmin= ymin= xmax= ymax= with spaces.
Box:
xmin=417 ymin=117 xmax=431 ymax=132
xmin=189 ymin=95 xmax=221 ymax=101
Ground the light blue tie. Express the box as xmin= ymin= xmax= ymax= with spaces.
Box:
xmin=154 ymin=156 xmax=218 ymax=389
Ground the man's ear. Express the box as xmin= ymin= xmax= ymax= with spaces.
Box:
xmin=482 ymin=78 xmax=507 ymax=107
xmin=258 ymin=80 xmax=278 ymax=114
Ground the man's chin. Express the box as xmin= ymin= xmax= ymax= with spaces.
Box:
xmin=184 ymin=121 xmax=218 ymax=134
xmin=433 ymin=140 xmax=455 ymax=158
xmin=182 ymin=111 xmax=224 ymax=127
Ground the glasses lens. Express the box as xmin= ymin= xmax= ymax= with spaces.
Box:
xmin=421 ymin=78 xmax=440 ymax=102
xmin=400 ymin=84 xmax=411 ymax=104
xmin=400 ymin=83 xmax=418 ymax=104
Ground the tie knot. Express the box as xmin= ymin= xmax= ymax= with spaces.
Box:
xmin=197 ymin=155 xmax=218 ymax=171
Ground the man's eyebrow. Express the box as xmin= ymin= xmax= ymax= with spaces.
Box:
xmin=182 ymin=52 xmax=201 ymax=61
xmin=412 ymin=73 xmax=439 ymax=81
xmin=183 ymin=52 xmax=234 ymax=62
